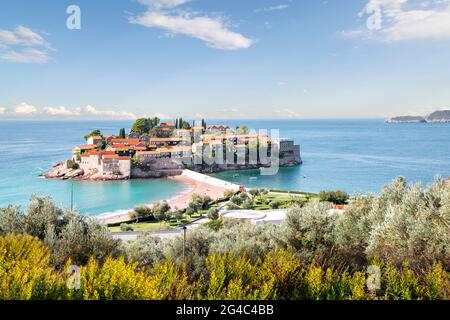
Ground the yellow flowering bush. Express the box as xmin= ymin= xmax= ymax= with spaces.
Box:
xmin=0 ymin=234 xmax=63 ymax=300
xmin=0 ymin=234 xmax=448 ymax=300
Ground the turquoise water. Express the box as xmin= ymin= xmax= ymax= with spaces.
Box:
xmin=0 ymin=119 xmax=449 ymax=214
xmin=0 ymin=120 xmax=186 ymax=216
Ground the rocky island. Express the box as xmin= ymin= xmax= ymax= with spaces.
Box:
xmin=43 ymin=117 xmax=302 ymax=181
xmin=387 ymin=110 xmax=450 ymax=123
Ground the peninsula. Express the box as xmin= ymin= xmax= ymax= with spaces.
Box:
xmin=386 ymin=110 xmax=450 ymax=123
xmin=43 ymin=117 xmax=302 ymax=181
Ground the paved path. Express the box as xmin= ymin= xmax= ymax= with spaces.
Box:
xmin=110 ymin=217 xmax=209 ymax=242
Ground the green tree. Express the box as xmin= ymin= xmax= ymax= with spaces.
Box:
xmin=153 ymin=201 xmax=171 ymax=223
xmin=129 ymin=205 xmax=152 ymax=223
xmin=119 ymin=128 xmax=126 ymax=139
xmin=236 ymin=126 xmax=249 ymax=134
xmin=84 ymin=129 xmax=101 ymax=141
xmin=131 ymin=117 xmax=160 ymax=134
xmin=319 ymin=190 xmax=350 ymax=205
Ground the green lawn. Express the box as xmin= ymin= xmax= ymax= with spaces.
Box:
xmin=109 ymin=216 xmax=200 ymax=232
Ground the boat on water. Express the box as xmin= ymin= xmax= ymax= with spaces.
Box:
xmin=249 ymin=177 xmax=258 ymax=181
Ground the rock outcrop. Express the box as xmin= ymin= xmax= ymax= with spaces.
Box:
xmin=43 ymin=162 xmax=130 ymax=181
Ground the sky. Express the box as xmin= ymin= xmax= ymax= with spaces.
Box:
xmin=1 ymin=0 xmax=450 ymax=120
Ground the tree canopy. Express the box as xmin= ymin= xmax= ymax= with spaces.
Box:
xmin=84 ymin=129 xmax=102 ymax=141
xmin=131 ymin=117 xmax=160 ymax=134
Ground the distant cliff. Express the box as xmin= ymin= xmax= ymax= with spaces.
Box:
xmin=387 ymin=110 xmax=450 ymax=123
xmin=386 ymin=115 xmax=426 ymax=123
xmin=427 ymin=110 xmax=450 ymax=123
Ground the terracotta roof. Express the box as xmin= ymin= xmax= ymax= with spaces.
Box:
xmin=160 ymin=122 xmax=176 ymax=127
xmin=109 ymin=145 xmax=147 ymax=151
xmin=149 ymin=137 xmax=186 ymax=142
xmin=137 ymin=151 xmax=162 ymax=156
xmin=102 ymin=155 xmax=131 ymax=160
xmin=78 ymin=144 xmax=97 ymax=150
xmin=81 ymin=150 xmax=115 ymax=157
xmin=110 ymin=138 xmax=140 ymax=145
xmin=160 ymin=146 xmax=192 ymax=152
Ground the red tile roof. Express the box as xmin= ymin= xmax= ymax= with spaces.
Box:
xmin=78 ymin=144 xmax=97 ymax=150
xmin=102 ymin=155 xmax=131 ymax=160
xmin=160 ymin=122 xmax=176 ymax=127
xmin=110 ymin=138 xmax=140 ymax=145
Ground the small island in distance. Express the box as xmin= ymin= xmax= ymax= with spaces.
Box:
xmin=387 ymin=110 xmax=450 ymax=123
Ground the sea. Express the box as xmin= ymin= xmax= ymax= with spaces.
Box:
xmin=0 ymin=119 xmax=449 ymax=216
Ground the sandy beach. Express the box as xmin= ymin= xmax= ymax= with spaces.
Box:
xmin=96 ymin=171 xmax=239 ymax=225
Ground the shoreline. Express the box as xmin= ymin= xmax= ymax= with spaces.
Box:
xmin=95 ymin=171 xmax=240 ymax=225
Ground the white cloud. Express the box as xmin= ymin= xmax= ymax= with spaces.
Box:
xmin=0 ymin=25 xmax=46 ymax=46
xmin=14 ymin=102 xmax=37 ymax=114
xmin=83 ymin=105 xmax=137 ymax=119
xmin=152 ymin=112 xmax=173 ymax=119
xmin=0 ymin=26 xmax=51 ymax=64
xmin=137 ymin=0 xmax=191 ymax=9
xmin=1 ymin=48 xmax=49 ymax=64
xmin=131 ymin=1 xmax=253 ymax=50
xmin=348 ymin=0 xmax=450 ymax=42
xmin=255 ymin=4 xmax=289 ymax=12
xmin=0 ymin=104 xmax=137 ymax=119
xmin=43 ymin=106 xmax=80 ymax=116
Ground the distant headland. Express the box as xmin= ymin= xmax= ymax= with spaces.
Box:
xmin=386 ymin=110 xmax=450 ymax=123
xmin=43 ymin=117 xmax=302 ymax=181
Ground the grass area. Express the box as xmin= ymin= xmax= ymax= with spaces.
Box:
xmin=109 ymin=216 xmax=200 ymax=232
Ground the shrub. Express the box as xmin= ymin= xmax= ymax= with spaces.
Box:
xmin=0 ymin=205 xmax=24 ymax=234
xmin=242 ymin=199 xmax=254 ymax=210
xmin=319 ymin=190 xmax=349 ymax=205
xmin=121 ymin=234 xmax=165 ymax=269
xmin=0 ymin=196 xmax=119 ymax=268
xmin=204 ymin=220 xmax=223 ymax=231
xmin=120 ymin=223 xmax=134 ymax=232
xmin=224 ymin=189 xmax=236 ymax=199
xmin=249 ymin=189 xmax=262 ymax=197
xmin=209 ymin=221 xmax=280 ymax=263
xmin=283 ymin=202 xmax=336 ymax=264
xmin=269 ymin=200 xmax=281 ymax=209
xmin=198 ymin=253 xmax=277 ymax=300
xmin=67 ymin=256 xmax=161 ymax=300
xmin=207 ymin=207 xmax=220 ymax=221
xmin=188 ymin=194 xmax=213 ymax=214
xmin=226 ymin=192 xmax=250 ymax=207
xmin=0 ymin=235 xmax=65 ymax=300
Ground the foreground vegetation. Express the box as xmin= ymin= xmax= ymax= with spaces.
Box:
xmin=0 ymin=177 xmax=449 ymax=300
xmin=0 ymin=234 xmax=448 ymax=300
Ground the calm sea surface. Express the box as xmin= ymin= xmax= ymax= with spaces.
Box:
xmin=0 ymin=119 xmax=449 ymax=215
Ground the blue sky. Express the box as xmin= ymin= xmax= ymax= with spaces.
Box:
xmin=1 ymin=0 xmax=450 ymax=120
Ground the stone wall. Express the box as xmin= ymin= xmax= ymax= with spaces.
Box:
xmin=131 ymin=158 xmax=183 ymax=178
